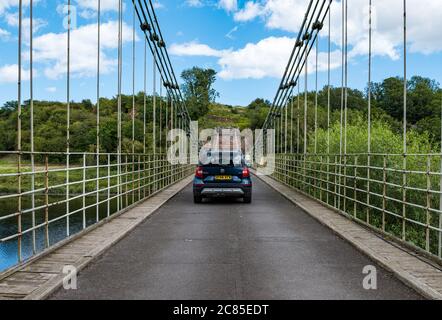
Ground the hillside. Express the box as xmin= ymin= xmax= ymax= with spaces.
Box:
xmin=198 ymin=103 xmax=251 ymax=130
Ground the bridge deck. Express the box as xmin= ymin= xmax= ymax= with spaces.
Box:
xmin=51 ymin=177 xmax=421 ymax=300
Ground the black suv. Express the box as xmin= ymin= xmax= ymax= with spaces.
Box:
xmin=193 ymin=150 xmax=252 ymax=204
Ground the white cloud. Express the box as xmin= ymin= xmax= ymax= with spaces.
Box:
xmin=218 ymin=0 xmax=238 ymax=12
xmin=152 ymin=1 xmax=164 ymax=9
xmin=233 ymin=0 xmax=442 ymax=59
xmin=0 ymin=64 xmax=31 ymax=83
xmin=185 ymin=0 xmax=204 ymax=8
xmin=0 ymin=28 xmax=10 ymax=40
xmin=0 ymin=0 xmax=39 ymax=16
xmin=32 ymin=20 xmax=135 ymax=79
xmin=75 ymin=0 xmax=120 ymax=12
xmin=170 ymin=37 xmax=342 ymax=80
xmin=4 ymin=12 xmax=47 ymax=34
xmin=234 ymin=1 xmax=264 ymax=22
xmin=170 ymin=41 xmax=228 ymax=57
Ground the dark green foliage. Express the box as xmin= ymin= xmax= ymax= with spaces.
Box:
xmin=247 ymin=98 xmax=271 ymax=130
xmin=0 ymin=93 xmax=168 ymax=157
xmin=181 ymin=67 xmax=219 ymax=119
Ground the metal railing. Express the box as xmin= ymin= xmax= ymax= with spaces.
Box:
xmin=271 ymin=153 xmax=442 ymax=262
xmin=0 ymin=151 xmax=193 ymax=271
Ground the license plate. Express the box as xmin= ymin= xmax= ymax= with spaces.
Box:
xmin=215 ymin=175 xmax=232 ymax=181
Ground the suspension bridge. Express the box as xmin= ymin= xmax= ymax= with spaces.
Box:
xmin=0 ymin=0 xmax=441 ymax=300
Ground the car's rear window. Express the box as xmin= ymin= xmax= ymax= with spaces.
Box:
xmin=200 ymin=151 xmax=244 ymax=167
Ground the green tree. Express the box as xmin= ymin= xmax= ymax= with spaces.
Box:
xmin=247 ymin=98 xmax=271 ymax=130
xmin=181 ymin=67 xmax=219 ymax=119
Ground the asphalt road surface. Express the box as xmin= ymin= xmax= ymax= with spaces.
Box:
xmin=52 ymin=177 xmax=421 ymax=300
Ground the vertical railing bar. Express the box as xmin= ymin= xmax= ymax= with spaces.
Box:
xmin=82 ymin=154 xmax=86 ymax=230
xmin=439 ymin=155 xmax=442 ymax=258
xmin=354 ymin=156 xmax=358 ymax=218
xmin=426 ymin=155 xmax=431 ymax=252
xmin=44 ymin=155 xmax=49 ymax=248
xmin=107 ymin=154 xmax=110 ymax=218
xmin=383 ymin=155 xmax=387 ymax=232
xmin=334 ymin=155 xmax=338 ymax=208
xmin=138 ymin=155 xmax=141 ymax=201
xmin=125 ymin=154 xmax=128 ymax=207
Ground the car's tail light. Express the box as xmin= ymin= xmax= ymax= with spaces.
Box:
xmin=242 ymin=167 xmax=250 ymax=178
xmin=195 ymin=166 xmax=204 ymax=179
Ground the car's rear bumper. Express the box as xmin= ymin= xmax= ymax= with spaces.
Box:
xmin=201 ymin=188 xmax=245 ymax=197
xmin=194 ymin=183 xmax=252 ymax=198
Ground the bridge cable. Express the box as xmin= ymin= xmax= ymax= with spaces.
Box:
xmin=344 ymin=0 xmax=349 ymax=213
xmin=285 ymin=95 xmax=289 ymax=154
xmin=153 ymin=50 xmax=157 ymax=155
xmin=133 ymin=5 xmax=136 ymax=156
xmin=271 ymin=0 xmax=329 ymax=121
xmin=66 ymin=0 xmax=71 ymax=237
xmin=134 ymin=0 xmax=191 ymax=132
xmin=143 ymin=37 xmax=147 ymax=199
xmin=261 ymin=0 xmax=315 ymax=131
xmin=30 ymin=0 xmax=36 ymax=254
xmin=143 ymin=39 xmax=147 ymax=155
xmin=17 ymin=0 xmax=23 ymax=262
xmin=326 ymin=2 xmax=331 ymax=205
xmin=338 ymin=0 xmax=345 ymax=210
xmin=290 ymin=91 xmax=294 ymax=154
xmin=117 ymin=0 xmax=123 ymax=211
xmin=402 ymin=0 xmax=408 ymax=242
xmin=315 ymin=36 xmax=319 ymax=154
xmin=132 ymin=3 xmax=137 ymax=204
xmin=96 ymin=0 xmax=101 ymax=224
xmin=297 ymin=81 xmax=301 ymax=155
xmin=158 ymin=83 xmax=163 ymax=154
xmin=367 ymin=0 xmax=372 ymax=225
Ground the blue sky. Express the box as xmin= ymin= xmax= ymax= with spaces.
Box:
xmin=0 ymin=0 xmax=441 ymax=107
